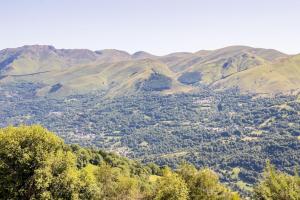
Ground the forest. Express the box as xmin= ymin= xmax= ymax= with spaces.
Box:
xmin=1 ymin=82 xmax=299 ymax=195
xmin=1 ymin=125 xmax=299 ymax=200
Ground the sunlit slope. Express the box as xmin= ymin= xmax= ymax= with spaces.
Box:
xmin=0 ymin=45 xmax=98 ymax=75
xmin=212 ymin=54 xmax=300 ymax=94
xmin=69 ymin=58 xmax=192 ymax=96
xmin=165 ymin=46 xmax=287 ymax=85
xmin=2 ymin=55 xmax=191 ymax=96
xmin=0 ymin=45 xmax=132 ymax=76
xmin=1 ymin=45 xmax=297 ymax=96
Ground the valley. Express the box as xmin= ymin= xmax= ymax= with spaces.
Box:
xmin=0 ymin=45 xmax=300 ymax=195
xmin=1 ymin=82 xmax=299 ymax=195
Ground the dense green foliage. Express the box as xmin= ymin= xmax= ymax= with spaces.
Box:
xmin=139 ymin=73 xmax=172 ymax=91
xmin=0 ymin=83 xmax=300 ymax=195
xmin=254 ymin=162 xmax=300 ymax=200
xmin=1 ymin=125 xmax=299 ymax=199
xmin=152 ymin=168 xmax=189 ymax=200
xmin=0 ymin=125 xmax=241 ymax=200
xmin=178 ymin=163 xmax=240 ymax=200
xmin=0 ymin=126 xmax=99 ymax=199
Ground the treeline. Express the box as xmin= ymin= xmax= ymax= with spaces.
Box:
xmin=0 ymin=125 xmax=299 ymax=200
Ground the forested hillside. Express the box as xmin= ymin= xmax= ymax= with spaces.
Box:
xmin=1 ymin=83 xmax=299 ymax=194
xmin=1 ymin=125 xmax=299 ymax=200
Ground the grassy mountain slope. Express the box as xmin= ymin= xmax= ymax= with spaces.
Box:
xmin=0 ymin=45 xmax=100 ymax=75
xmin=1 ymin=45 xmax=298 ymax=96
xmin=166 ymin=46 xmax=288 ymax=85
xmin=212 ymin=54 xmax=300 ymax=95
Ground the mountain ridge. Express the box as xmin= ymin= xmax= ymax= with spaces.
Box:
xmin=0 ymin=45 xmax=298 ymax=97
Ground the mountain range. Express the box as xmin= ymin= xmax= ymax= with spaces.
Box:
xmin=0 ymin=45 xmax=299 ymax=97
xmin=1 ymin=45 xmax=300 ymax=194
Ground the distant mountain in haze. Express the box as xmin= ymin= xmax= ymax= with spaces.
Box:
xmin=0 ymin=45 xmax=298 ymax=97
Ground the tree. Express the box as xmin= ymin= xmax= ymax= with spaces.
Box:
xmin=153 ymin=167 xmax=189 ymax=200
xmin=0 ymin=125 xmax=64 ymax=199
xmin=2 ymin=125 xmax=278 ymax=200
xmin=254 ymin=162 xmax=300 ymax=200
xmin=114 ymin=176 xmax=139 ymax=200
xmin=177 ymin=162 xmax=198 ymax=187
xmin=0 ymin=125 xmax=100 ymax=199
xmin=178 ymin=163 xmax=240 ymax=200
xmin=94 ymin=163 xmax=120 ymax=199
xmin=94 ymin=162 xmax=140 ymax=200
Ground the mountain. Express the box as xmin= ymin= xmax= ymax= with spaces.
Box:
xmin=131 ymin=51 xmax=157 ymax=60
xmin=162 ymin=46 xmax=288 ymax=85
xmin=0 ymin=45 xmax=98 ymax=75
xmin=212 ymin=54 xmax=300 ymax=95
xmin=1 ymin=45 xmax=300 ymax=195
xmin=95 ymin=49 xmax=132 ymax=63
xmin=0 ymin=45 xmax=297 ymax=97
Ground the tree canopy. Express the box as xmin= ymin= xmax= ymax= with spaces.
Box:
xmin=254 ymin=161 xmax=300 ymax=200
xmin=0 ymin=125 xmax=299 ymax=199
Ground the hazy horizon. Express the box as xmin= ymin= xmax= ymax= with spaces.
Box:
xmin=1 ymin=0 xmax=300 ymax=55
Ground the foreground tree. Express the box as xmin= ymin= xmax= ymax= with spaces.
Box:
xmin=178 ymin=163 xmax=240 ymax=200
xmin=94 ymin=163 xmax=140 ymax=200
xmin=153 ymin=167 xmax=189 ymax=200
xmin=254 ymin=162 xmax=300 ymax=200
xmin=0 ymin=125 xmax=100 ymax=199
xmin=4 ymin=125 xmax=299 ymax=200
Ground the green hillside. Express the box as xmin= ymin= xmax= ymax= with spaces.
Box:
xmin=0 ymin=125 xmax=240 ymax=200
xmin=1 ymin=45 xmax=297 ymax=97
xmin=213 ymin=54 xmax=300 ymax=95
xmin=168 ymin=46 xmax=287 ymax=84
xmin=1 ymin=125 xmax=299 ymax=199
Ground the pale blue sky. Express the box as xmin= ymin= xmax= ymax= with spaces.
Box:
xmin=1 ymin=0 xmax=300 ymax=55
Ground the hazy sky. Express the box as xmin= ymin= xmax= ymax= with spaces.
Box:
xmin=1 ymin=0 xmax=300 ymax=55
